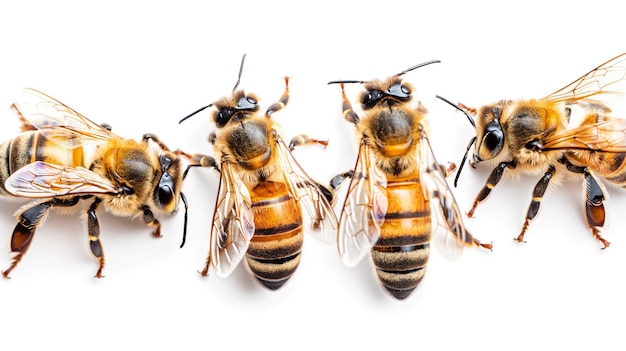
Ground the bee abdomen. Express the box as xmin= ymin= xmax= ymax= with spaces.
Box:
xmin=372 ymin=177 xmax=431 ymax=299
xmin=0 ymin=133 xmax=41 ymax=195
xmin=0 ymin=132 xmax=85 ymax=195
xmin=372 ymin=240 xmax=430 ymax=299
xmin=246 ymin=181 xmax=303 ymax=290
xmin=599 ymin=152 xmax=626 ymax=187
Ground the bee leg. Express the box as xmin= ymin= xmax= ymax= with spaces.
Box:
xmin=2 ymin=202 xmax=52 ymax=278
xmin=337 ymin=83 xmax=360 ymax=124
xmin=180 ymin=154 xmax=219 ymax=179
xmin=142 ymin=205 xmax=162 ymax=238
xmin=439 ymin=162 xmax=456 ymax=178
xmin=329 ymin=170 xmax=354 ymax=191
xmin=10 ymin=103 xmax=37 ymax=131
xmin=265 ymin=76 xmax=290 ymax=117
xmin=86 ymin=198 xmax=106 ymax=278
xmin=467 ymin=160 xmax=516 ymax=217
xmin=464 ymin=230 xmax=493 ymax=251
xmin=516 ymin=165 xmax=556 ymax=243
xmin=578 ymin=169 xmax=609 ymax=248
xmin=2 ymin=197 xmax=80 ymax=278
xmin=583 ymin=170 xmax=609 ymax=249
xmin=558 ymin=157 xmax=609 ymax=248
xmin=208 ymin=131 xmax=217 ymax=145
xmin=288 ymin=135 xmax=328 ymax=151
xmin=142 ymin=133 xmax=173 ymax=151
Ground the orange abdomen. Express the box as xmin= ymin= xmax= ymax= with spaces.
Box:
xmin=246 ymin=181 xmax=303 ymax=290
xmin=0 ymin=131 xmax=85 ymax=195
xmin=371 ymin=174 xmax=431 ymax=300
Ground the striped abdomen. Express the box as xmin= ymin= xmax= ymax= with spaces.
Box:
xmin=573 ymin=151 xmax=626 ymax=187
xmin=371 ymin=173 xmax=430 ymax=300
xmin=0 ymin=131 xmax=85 ymax=195
xmin=246 ymin=181 xmax=303 ymax=290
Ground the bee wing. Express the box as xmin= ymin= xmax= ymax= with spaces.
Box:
xmin=4 ymin=161 xmax=120 ymax=197
xmin=419 ymin=135 xmax=468 ymax=261
xmin=15 ymin=88 xmax=114 ymax=145
xmin=275 ymin=137 xmax=338 ymax=244
xmin=542 ymin=117 xmax=626 ymax=152
xmin=337 ymin=141 xmax=388 ymax=267
xmin=209 ymin=161 xmax=255 ymax=278
xmin=544 ymin=53 xmax=626 ymax=107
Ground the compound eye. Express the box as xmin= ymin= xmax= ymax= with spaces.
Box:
xmin=155 ymin=171 xmax=177 ymax=213
xmin=400 ymin=84 xmax=411 ymax=95
xmin=213 ymin=109 xmax=227 ymax=127
xmin=483 ymin=128 xmax=503 ymax=152
xmin=158 ymin=184 xmax=174 ymax=208
xmin=360 ymin=92 xmax=372 ymax=105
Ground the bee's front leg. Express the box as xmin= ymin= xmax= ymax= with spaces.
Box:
xmin=288 ymin=135 xmax=328 ymax=151
xmin=141 ymin=205 xmax=161 ymax=238
xmin=467 ymin=160 xmax=516 ymax=217
xmin=265 ymin=76 xmax=290 ymax=117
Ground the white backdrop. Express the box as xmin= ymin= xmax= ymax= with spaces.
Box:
xmin=1 ymin=1 xmax=625 ymax=350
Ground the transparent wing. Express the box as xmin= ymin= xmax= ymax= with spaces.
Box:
xmin=275 ymin=137 xmax=338 ymax=244
xmin=542 ymin=117 xmax=626 ymax=152
xmin=337 ymin=141 xmax=388 ymax=267
xmin=544 ymin=53 xmax=626 ymax=107
xmin=419 ymin=135 xmax=469 ymax=261
xmin=14 ymin=88 xmax=114 ymax=145
xmin=4 ymin=161 xmax=120 ymax=197
xmin=209 ymin=161 xmax=255 ymax=278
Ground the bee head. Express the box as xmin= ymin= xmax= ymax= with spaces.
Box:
xmin=211 ymin=90 xmax=260 ymax=128
xmin=359 ymin=78 xmax=414 ymax=110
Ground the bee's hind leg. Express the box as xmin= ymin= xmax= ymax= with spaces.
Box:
xmin=558 ymin=156 xmax=610 ymax=249
xmin=2 ymin=197 xmax=80 ymax=278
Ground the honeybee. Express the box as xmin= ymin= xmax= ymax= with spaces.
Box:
xmin=328 ymin=61 xmax=492 ymax=300
xmin=437 ymin=52 xmax=626 ymax=248
xmin=179 ymin=55 xmax=338 ymax=290
xmin=1 ymin=88 xmax=186 ymax=278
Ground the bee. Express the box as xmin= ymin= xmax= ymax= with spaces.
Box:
xmin=328 ymin=61 xmax=492 ymax=300
xmin=437 ymin=52 xmax=626 ymax=248
xmin=1 ymin=88 xmax=187 ymax=278
xmin=179 ymin=55 xmax=338 ymax=290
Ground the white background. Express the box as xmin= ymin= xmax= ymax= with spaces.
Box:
xmin=1 ymin=1 xmax=625 ymax=350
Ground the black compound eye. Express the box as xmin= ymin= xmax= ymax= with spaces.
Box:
xmin=483 ymin=129 xmax=503 ymax=151
xmin=360 ymin=92 xmax=372 ymax=105
xmin=155 ymin=170 xmax=177 ymax=213
xmin=158 ymin=184 xmax=174 ymax=209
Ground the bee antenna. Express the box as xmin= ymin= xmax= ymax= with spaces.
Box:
xmin=179 ymin=104 xmax=212 ymax=124
xmin=454 ymin=136 xmax=476 ymax=188
xmin=232 ymin=54 xmax=247 ymax=92
xmin=179 ymin=192 xmax=189 ymax=248
xmin=436 ymin=95 xmax=476 ymax=128
xmin=327 ymin=80 xmax=366 ymax=85
xmin=396 ymin=60 xmax=441 ymax=76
